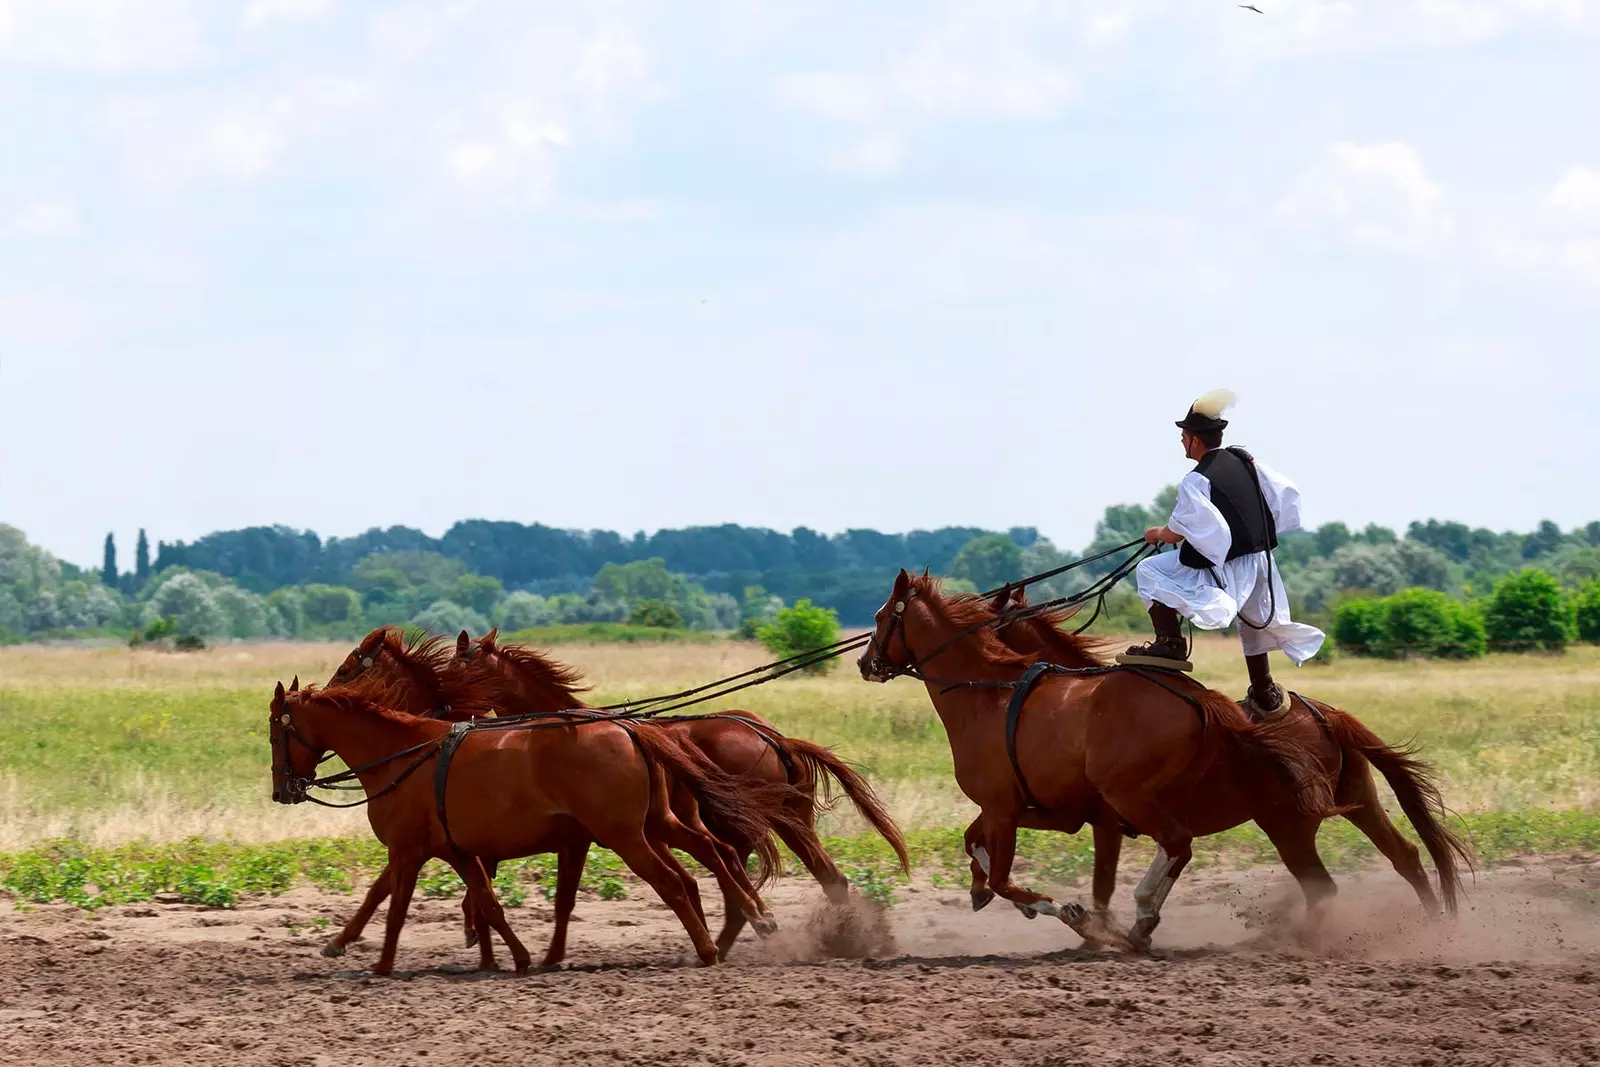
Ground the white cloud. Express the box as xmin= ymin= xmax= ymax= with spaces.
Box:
xmin=1545 ymin=166 xmax=1600 ymax=226
xmin=243 ymin=0 xmax=337 ymax=31
xmin=827 ymin=134 xmax=906 ymax=178
xmin=2 ymin=199 xmax=80 ymax=239
xmin=0 ymin=0 xmax=207 ymax=73
xmin=779 ymin=3 xmax=1075 ymax=125
xmin=103 ymin=78 xmax=375 ymax=187
xmin=1275 ymin=142 xmax=1451 ymax=255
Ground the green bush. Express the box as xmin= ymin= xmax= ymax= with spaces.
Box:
xmin=1384 ymin=587 xmax=1485 ymax=659
xmin=629 ymin=599 xmax=684 ymax=629
xmin=757 ymin=598 xmax=841 ymax=675
xmin=1485 ymin=569 xmax=1574 ymax=652
xmin=1574 ymin=580 xmax=1600 ymax=643
xmin=1333 ymin=589 xmax=1485 ymax=659
xmin=1332 ymin=598 xmax=1388 ymax=656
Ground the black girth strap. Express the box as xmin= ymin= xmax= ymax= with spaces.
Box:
xmin=434 ymin=721 xmax=472 ymax=857
xmin=1005 ymin=661 xmax=1057 ymax=811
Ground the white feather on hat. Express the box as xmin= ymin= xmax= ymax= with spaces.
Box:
xmin=1190 ymin=389 xmax=1236 ymax=419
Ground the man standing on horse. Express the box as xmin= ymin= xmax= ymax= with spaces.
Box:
xmin=1119 ymin=389 xmax=1325 ymax=717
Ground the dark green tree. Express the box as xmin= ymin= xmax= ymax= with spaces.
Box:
xmin=1572 ymin=580 xmax=1600 ymax=643
xmin=101 ymin=533 xmax=118 ymax=589
xmin=629 ymin=600 xmax=684 ymax=629
xmin=950 ymin=534 xmax=1024 ymax=591
xmin=1522 ymin=519 xmax=1565 ymax=559
xmin=135 ymin=529 xmax=151 ymax=588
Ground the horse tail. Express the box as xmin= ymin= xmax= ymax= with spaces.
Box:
xmin=1195 ymin=690 xmax=1342 ymax=818
xmin=1309 ymin=698 xmax=1474 ymax=916
xmin=626 ymin=723 xmax=792 ymax=887
xmin=782 ymin=737 xmax=910 ymax=876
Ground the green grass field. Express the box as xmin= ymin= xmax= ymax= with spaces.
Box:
xmin=2 ymin=636 xmax=1597 ymax=907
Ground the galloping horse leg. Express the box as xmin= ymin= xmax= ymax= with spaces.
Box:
xmin=650 ymin=839 xmax=707 ymax=925
xmin=374 ymin=852 xmax=424 ymax=977
xmin=606 ymin=831 xmax=721 ymax=966
xmin=1260 ymin=816 xmax=1339 ymax=943
xmin=1337 ymin=761 xmax=1441 ymax=917
xmin=449 ymin=855 xmax=532 ymax=973
xmin=542 ymin=839 xmax=590 ymax=968
xmin=463 ymin=858 xmax=499 ymax=948
xmin=963 ymin=816 xmax=995 ymax=912
xmin=712 ymin=849 xmax=753 ymax=960
xmin=774 ymin=816 xmax=851 ymax=906
xmin=1105 ymin=799 xmax=1193 ymax=951
xmin=323 ymin=864 xmax=391 ymax=957
xmin=1090 ymin=814 xmax=1124 ymax=918
xmin=970 ymin=810 xmax=1119 ymax=943
xmin=657 ymin=818 xmax=774 ymax=938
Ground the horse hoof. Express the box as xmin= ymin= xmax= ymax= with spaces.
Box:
xmin=971 ymin=889 xmax=995 ymax=912
xmin=320 ymin=941 xmax=346 ymax=959
xmin=752 ymin=916 xmax=779 ymax=937
xmin=1061 ymin=903 xmax=1088 ymax=929
xmin=464 ymin=929 xmax=479 ymax=948
xmin=1015 ymin=903 xmax=1038 ymax=920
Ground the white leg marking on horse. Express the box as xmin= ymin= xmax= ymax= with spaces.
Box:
xmin=1134 ymin=847 xmax=1173 ymax=923
xmin=972 ymin=845 xmax=991 ymax=876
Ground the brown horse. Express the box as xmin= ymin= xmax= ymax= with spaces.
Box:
xmin=454 ymin=628 xmax=910 ymax=958
xmin=970 ymin=586 xmax=1470 ymax=928
xmin=269 ymin=670 xmax=781 ymax=974
xmin=859 ymin=569 xmax=1345 ymax=949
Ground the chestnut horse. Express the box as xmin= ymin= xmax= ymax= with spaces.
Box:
xmin=454 ymin=628 xmax=909 ymax=958
xmin=270 ymin=671 xmax=783 ymax=974
xmin=324 ymin=626 xmax=907 ymax=962
xmin=968 ymin=586 xmax=1469 ymax=927
xmin=859 ymin=570 xmax=1343 ymax=949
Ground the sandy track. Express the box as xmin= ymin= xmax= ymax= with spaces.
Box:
xmin=3 ymin=859 xmax=1598 ymax=1066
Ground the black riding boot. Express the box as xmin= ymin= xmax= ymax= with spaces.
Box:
xmin=1118 ymin=603 xmax=1192 ymax=670
xmin=1243 ymin=653 xmax=1287 ymax=719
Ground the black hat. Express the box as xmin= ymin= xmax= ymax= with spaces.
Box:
xmin=1176 ymin=389 xmax=1235 ymax=433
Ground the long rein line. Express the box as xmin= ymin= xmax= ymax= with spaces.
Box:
xmin=289 ymin=538 xmax=1156 ymax=803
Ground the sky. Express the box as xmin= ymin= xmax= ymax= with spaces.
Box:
xmin=3 ymin=0 xmax=1598 ymax=569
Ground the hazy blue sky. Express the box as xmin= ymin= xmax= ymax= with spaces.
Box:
xmin=4 ymin=0 xmax=1597 ymax=568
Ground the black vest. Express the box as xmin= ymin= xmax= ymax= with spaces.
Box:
xmin=1178 ymin=446 xmax=1278 ymax=570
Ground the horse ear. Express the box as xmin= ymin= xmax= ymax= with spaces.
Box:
xmin=457 ymin=630 xmax=471 ymax=655
xmin=893 ymin=569 xmax=910 ymax=595
xmin=290 ymin=675 xmax=299 ymax=691
xmin=922 ymin=566 xmax=930 ymax=578
xmin=485 ymin=626 xmax=499 ymax=642
xmin=274 ymin=680 xmax=285 ymax=701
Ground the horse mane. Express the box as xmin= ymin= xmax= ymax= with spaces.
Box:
xmin=291 ymin=672 xmax=433 ymax=728
xmin=998 ymin=597 xmax=1118 ymax=668
xmin=488 ymin=641 xmax=592 ymax=711
xmin=372 ymin=626 xmax=498 ymax=714
xmin=905 ymin=574 xmax=1033 ymax=668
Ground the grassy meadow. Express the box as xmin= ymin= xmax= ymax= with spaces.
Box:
xmin=2 ymin=635 xmax=1598 ymax=907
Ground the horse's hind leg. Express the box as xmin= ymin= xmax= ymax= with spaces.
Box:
xmin=608 ymin=832 xmax=720 ymax=966
xmin=1091 ymin=814 xmax=1123 ymax=918
xmin=542 ymin=840 xmax=590 ymax=968
xmin=324 ymin=864 xmax=390 ymax=957
xmin=776 ymin=817 xmax=850 ymax=905
xmin=450 ymin=855 xmax=531 ymax=974
xmin=1261 ymin=816 xmax=1339 ymax=942
xmin=1097 ymin=795 xmax=1194 ymax=951
xmin=1339 ymin=759 xmax=1441 ymax=917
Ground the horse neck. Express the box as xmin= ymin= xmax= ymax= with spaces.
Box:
xmin=903 ymin=609 xmax=1031 ymax=747
xmin=303 ymin=700 xmax=438 ymax=787
xmin=375 ymin=654 xmax=442 ymax=717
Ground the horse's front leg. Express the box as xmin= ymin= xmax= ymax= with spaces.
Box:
xmin=974 ymin=810 xmax=1129 ymax=949
xmin=963 ymin=815 xmax=995 ymax=911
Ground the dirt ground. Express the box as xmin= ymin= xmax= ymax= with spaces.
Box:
xmin=3 ymin=857 xmax=1598 ymax=1066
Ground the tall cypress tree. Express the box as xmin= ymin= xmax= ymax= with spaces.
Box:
xmin=135 ymin=529 xmax=151 ymax=588
xmin=101 ymin=533 xmax=118 ymax=588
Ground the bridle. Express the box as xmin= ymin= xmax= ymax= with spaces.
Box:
xmin=271 ymin=696 xmax=337 ymax=804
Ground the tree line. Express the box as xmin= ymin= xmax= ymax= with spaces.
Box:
xmin=4 ymin=496 xmax=1600 ymax=644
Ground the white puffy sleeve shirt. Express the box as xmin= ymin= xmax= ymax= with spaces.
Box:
xmin=1167 ymin=472 xmax=1230 ymax=568
xmin=1165 ymin=456 xmax=1306 ymax=569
